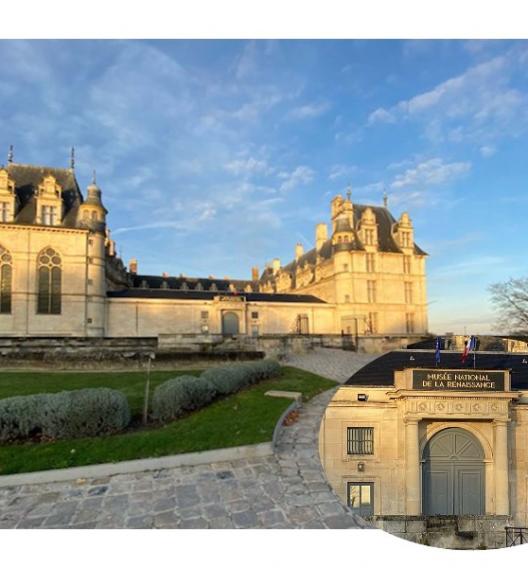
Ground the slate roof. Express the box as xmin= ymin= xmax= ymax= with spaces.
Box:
xmin=130 ymin=274 xmax=257 ymax=293
xmin=6 ymin=163 xmax=83 ymax=227
xmin=108 ymin=288 xmax=327 ymax=304
xmin=346 ymin=350 xmax=528 ymax=389
xmin=260 ymin=203 xmax=427 ymax=287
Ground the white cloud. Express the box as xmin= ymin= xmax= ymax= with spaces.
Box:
xmin=278 ymin=166 xmax=315 ymax=192
xmin=368 ymin=107 xmax=395 ymax=125
xmin=289 ymin=101 xmax=330 ymax=120
xmin=367 ymin=49 xmax=528 ymax=146
xmin=390 ymin=158 xmax=471 ymax=189
xmin=480 ymin=145 xmax=497 ymax=158
xmin=224 ymin=157 xmax=273 ymax=177
xmin=328 ymin=164 xmax=358 ymax=181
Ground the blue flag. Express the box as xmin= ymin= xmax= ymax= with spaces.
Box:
xmin=435 ymin=337 xmax=441 ymax=364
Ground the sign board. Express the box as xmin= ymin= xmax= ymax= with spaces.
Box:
xmin=412 ymin=369 xmax=506 ymax=392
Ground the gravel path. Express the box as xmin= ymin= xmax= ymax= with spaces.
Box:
xmin=0 ymin=351 xmax=375 ymax=529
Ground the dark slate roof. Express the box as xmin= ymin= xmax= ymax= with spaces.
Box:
xmin=130 ymin=274 xmax=256 ymax=293
xmin=6 ymin=163 xmax=83 ymax=227
xmin=108 ymin=288 xmax=327 ymax=303
xmin=260 ymin=203 xmax=427 ymax=287
xmin=346 ymin=350 xmax=528 ymax=389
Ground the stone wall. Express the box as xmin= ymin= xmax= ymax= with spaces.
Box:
xmin=370 ymin=515 xmax=510 ymax=549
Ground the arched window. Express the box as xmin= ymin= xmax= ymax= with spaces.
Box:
xmin=0 ymin=245 xmax=12 ymax=314
xmin=37 ymin=247 xmax=62 ymax=314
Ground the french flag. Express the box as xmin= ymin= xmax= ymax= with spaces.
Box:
xmin=461 ymin=335 xmax=477 ymax=363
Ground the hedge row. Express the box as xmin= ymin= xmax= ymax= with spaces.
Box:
xmin=0 ymin=359 xmax=281 ymax=443
xmin=152 ymin=359 xmax=281 ymax=422
xmin=0 ymin=388 xmax=130 ymax=443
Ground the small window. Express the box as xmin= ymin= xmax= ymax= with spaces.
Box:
xmin=367 ymin=280 xmax=376 ymax=303
xmin=366 ymin=253 xmax=375 ymax=273
xmin=251 ymin=325 xmax=259 ymax=337
xmin=201 ymin=311 xmax=209 ymax=320
xmin=251 ymin=311 xmax=259 ymax=319
xmin=347 ymin=482 xmax=374 ymax=517
xmin=87 ymin=318 xmax=93 ymax=324
xmin=347 ymin=427 xmax=374 ymax=455
xmin=0 ymin=202 xmax=9 ymax=223
xmin=344 ymin=294 xmax=350 ymax=303
xmin=404 ymin=282 xmax=413 ymax=304
xmin=342 ymin=264 xmax=348 ymax=272
xmin=406 ymin=313 xmax=415 ymax=333
xmin=87 ymin=278 xmax=93 ymax=286
xmin=403 ymin=256 xmax=411 ymax=274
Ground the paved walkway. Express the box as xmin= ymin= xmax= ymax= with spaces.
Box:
xmin=0 ymin=350 xmax=375 ymax=529
xmin=283 ymin=348 xmax=378 ymax=383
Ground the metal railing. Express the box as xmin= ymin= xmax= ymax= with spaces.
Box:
xmin=506 ymin=527 xmax=528 ymax=547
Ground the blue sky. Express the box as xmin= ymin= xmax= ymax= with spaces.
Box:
xmin=1 ymin=39 xmax=527 ymax=334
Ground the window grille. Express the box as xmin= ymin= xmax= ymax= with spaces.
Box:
xmin=347 ymin=427 xmax=374 ymax=455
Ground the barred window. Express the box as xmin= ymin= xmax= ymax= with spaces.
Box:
xmin=251 ymin=311 xmax=259 ymax=319
xmin=37 ymin=247 xmax=61 ymax=314
xmin=347 ymin=427 xmax=374 ymax=455
xmin=0 ymin=245 xmax=12 ymax=314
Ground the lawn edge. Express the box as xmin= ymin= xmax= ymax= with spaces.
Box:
xmin=0 ymin=399 xmax=302 ymax=487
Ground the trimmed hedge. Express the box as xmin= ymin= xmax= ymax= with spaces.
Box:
xmin=0 ymin=388 xmax=130 ymax=443
xmin=200 ymin=359 xmax=281 ymax=395
xmin=152 ymin=375 xmax=216 ymax=422
xmin=152 ymin=359 xmax=282 ymax=423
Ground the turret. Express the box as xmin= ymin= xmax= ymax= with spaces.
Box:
xmin=78 ymin=172 xmax=107 ymax=233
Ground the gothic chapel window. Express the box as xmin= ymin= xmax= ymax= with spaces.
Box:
xmin=0 ymin=245 xmax=12 ymax=313
xmin=37 ymin=248 xmax=62 ymax=314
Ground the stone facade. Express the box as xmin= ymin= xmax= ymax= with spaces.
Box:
xmin=0 ymin=159 xmax=429 ymax=341
xmin=319 ymin=367 xmax=528 ymax=548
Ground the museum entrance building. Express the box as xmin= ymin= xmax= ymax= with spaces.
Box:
xmin=319 ymin=350 xmax=528 ymax=549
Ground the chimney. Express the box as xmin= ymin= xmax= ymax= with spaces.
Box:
xmin=295 ymin=243 xmax=304 ymax=261
xmin=316 ymin=223 xmax=328 ymax=251
xmin=129 ymin=258 xmax=138 ymax=274
xmin=251 ymin=266 xmax=259 ymax=281
xmin=272 ymin=258 xmax=281 ymax=274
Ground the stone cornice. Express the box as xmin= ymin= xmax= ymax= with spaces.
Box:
xmin=0 ymin=223 xmax=88 ymax=235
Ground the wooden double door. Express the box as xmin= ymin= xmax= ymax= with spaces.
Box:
xmin=422 ymin=427 xmax=485 ymax=516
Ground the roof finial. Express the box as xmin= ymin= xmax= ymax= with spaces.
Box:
xmin=346 ymin=183 xmax=352 ymax=201
xmin=383 ymin=190 xmax=388 ymax=208
xmin=92 ymin=169 xmax=97 ymax=185
xmin=70 ymin=146 xmax=75 ymax=170
xmin=7 ymin=145 xmax=13 ymax=164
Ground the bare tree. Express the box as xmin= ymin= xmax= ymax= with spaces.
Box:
xmin=489 ymin=277 xmax=528 ymax=334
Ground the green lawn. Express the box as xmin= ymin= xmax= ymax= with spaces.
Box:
xmin=0 ymin=366 xmax=336 ymax=475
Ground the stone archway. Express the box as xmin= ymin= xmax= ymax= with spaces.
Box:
xmin=422 ymin=427 xmax=485 ymax=515
xmin=222 ymin=311 xmax=240 ymax=335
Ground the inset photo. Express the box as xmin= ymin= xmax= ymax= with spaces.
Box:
xmin=319 ymin=342 xmax=528 ymax=549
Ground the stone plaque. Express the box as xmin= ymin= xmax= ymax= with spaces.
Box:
xmin=412 ymin=369 xmax=505 ymax=392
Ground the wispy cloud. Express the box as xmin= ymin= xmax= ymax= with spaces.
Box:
xmin=390 ymin=158 xmax=471 ymax=189
xmin=289 ymin=101 xmax=330 ymax=120
xmin=367 ymin=48 xmax=528 ymax=147
xmin=278 ymin=166 xmax=315 ymax=192
xmin=328 ymin=163 xmax=358 ymax=181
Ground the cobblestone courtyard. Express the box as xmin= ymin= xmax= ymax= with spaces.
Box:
xmin=0 ymin=349 xmax=377 ymax=529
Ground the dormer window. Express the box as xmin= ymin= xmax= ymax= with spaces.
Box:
xmin=365 ymin=229 xmax=374 ymax=245
xmin=401 ymin=232 xmax=410 ymax=248
xmin=41 ymin=205 xmax=57 ymax=226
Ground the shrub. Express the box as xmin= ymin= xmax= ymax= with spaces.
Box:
xmin=201 ymin=359 xmax=281 ymax=395
xmin=0 ymin=388 xmax=130 ymax=443
xmin=152 ymin=375 xmax=216 ymax=422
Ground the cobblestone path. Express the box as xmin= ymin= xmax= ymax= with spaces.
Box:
xmin=0 ymin=352 xmax=374 ymax=529
xmin=282 ymin=348 xmax=378 ymax=383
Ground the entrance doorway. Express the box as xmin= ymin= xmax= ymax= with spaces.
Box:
xmin=422 ymin=427 xmax=484 ymax=515
xmin=222 ymin=311 xmax=240 ymax=335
